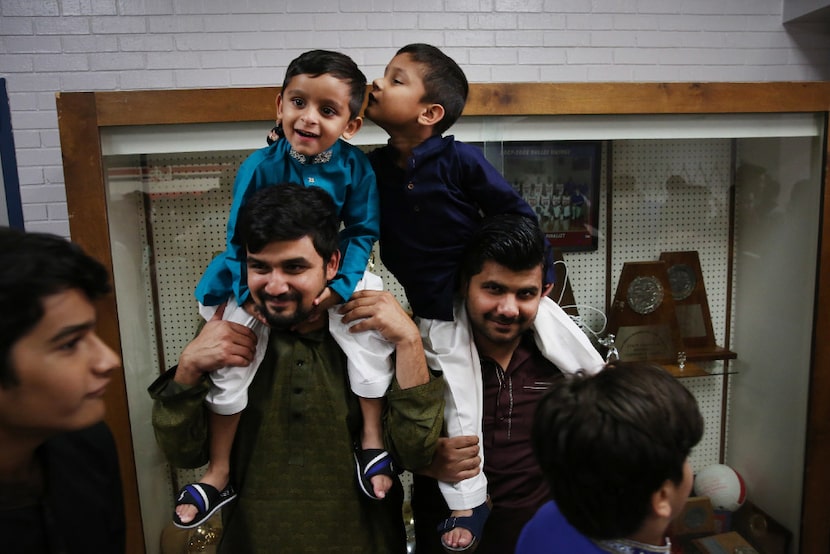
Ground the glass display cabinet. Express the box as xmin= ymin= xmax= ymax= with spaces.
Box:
xmin=56 ymin=82 xmax=830 ymax=554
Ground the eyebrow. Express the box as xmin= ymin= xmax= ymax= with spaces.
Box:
xmin=48 ymin=321 xmax=95 ymax=345
xmin=284 ymin=87 xmax=347 ymax=110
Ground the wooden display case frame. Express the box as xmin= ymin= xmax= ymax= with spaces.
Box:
xmin=56 ymin=82 xmax=830 ymax=554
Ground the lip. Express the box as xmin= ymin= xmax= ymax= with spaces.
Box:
xmin=87 ymin=382 xmax=110 ymax=398
xmin=488 ymin=319 xmax=516 ymax=333
xmin=294 ymin=128 xmax=319 ymax=139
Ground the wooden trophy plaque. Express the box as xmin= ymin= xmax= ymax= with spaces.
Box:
xmin=608 ymin=261 xmax=684 ymax=365
xmin=659 ymin=251 xmax=736 ymax=362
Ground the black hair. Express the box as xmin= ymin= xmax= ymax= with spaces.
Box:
xmin=238 ymin=183 xmax=340 ymax=263
xmin=459 ymin=213 xmax=547 ymax=286
xmin=532 ymin=361 xmax=704 ymax=540
xmin=281 ymin=49 xmax=367 ymax=120
xmin=0 ymin=227 xmax=110 ymax=388
xmin=396 ymin=43 xmax=468 ymax=135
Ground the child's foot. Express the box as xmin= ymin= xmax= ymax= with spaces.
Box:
xmin=437 ymin=497 xmax=492 ymax=553
xmin=172 ymin=482 xmax=236 ymax=530
xmin=175 ymin=467 xmax=229 ymax=525
xmin=354 ymin=447 xmax=395 ymax=500
xmin=441 ymin=509 xmax=474 ymax=550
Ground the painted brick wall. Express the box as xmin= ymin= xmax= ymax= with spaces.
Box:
xmin=1 ymin=0 xmax=829 ymax=236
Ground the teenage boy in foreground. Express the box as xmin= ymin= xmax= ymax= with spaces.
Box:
xmin=517 ymin=361 xmax=704 ymax=554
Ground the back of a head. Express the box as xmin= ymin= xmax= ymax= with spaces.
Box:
xmin=237 ymin=183 xmax=340 ymax=262
xmin=459 ymin=213 xmax=546 ymax=285
xmin=0 ymin=227 xmax=110 ymax=387
xmin=281 ymin=49 xmax=367 ymax=120
xmin=532 ymin=361 xmax=704 ymax=540
xmin=396 ymin=43 xmax=468 ymax=135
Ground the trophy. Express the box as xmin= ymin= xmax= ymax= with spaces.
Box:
xmin=607 ymin=261 xmax=684 ymax=365
xmin=659 ymin=251 xmax=736 ymax=362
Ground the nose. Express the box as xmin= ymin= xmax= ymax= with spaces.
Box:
xmin=91 ymin=333 xmax=121 ymax=376
xmin=371 ymin=78 xmax=381 ymax=91
xmin=264 ymin=271 xmax=290 ymax=296
xmin=496 ymin=295 xmax=520 ymax=318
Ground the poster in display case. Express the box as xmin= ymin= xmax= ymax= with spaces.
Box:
xmin=484 ymin=140 xmax=601 ymax=252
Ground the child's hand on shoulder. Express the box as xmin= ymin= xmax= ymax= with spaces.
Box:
xmin=242 ymin=298 xmax=269 ymax=326
xmin=312 ymin=286 xmax=343 ymax=314
xmin=291 ymin=287 xmax=342 ymax=333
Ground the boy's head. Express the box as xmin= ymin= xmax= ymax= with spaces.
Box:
xmin=0 ymin=228 xmax=120 ymax=433
xmin=533 ymin=361 xmax=704 ymax=540
xmin=366 ymin=43 xmax=468 ymax=137
xmin=0 ymin=228 xmax=112 ymax=387
xmin=277 ymin=50 xmax=367 ymax=157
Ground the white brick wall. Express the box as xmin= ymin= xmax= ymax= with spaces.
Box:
xmin=1 ymin=0 xmax=828 ymax=236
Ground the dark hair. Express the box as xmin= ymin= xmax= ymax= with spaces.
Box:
xmin=396 ymin=43 xmax=468 ymax=135
xmin=281 ymin=49 xmax=367 ymax=120
xmin=459 ymin=214 xmax=546 ymax=286
xmin=532 ymin=361 xmax=704 ymax=540
xmin=238 ymin=183 xmax=340 ymax=263
xmin=0 ymin=227 xmax=110 ymax=387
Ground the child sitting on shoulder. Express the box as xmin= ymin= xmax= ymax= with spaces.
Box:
xmin=365 ymin=43 xmax=604 ymax=551
xmin=174 ymin=49 xmax=395 ymax=529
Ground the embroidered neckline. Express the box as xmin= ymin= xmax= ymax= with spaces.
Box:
xmin=289 ymin=148 xmax=333 ymax=165
xmin=594 ymin=537 xmax=672 ymax=554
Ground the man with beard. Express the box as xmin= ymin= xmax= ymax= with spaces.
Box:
xmin=149 ymin=184 xmax=444 ymax=554
xmin=411 ymin=214 xmax=604 ymax=554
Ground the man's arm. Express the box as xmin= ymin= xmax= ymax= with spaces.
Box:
xmin=149 ymin=309 xmax=258 ymax=468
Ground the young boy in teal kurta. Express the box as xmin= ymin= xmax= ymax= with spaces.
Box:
xmin=173 ymin=50 xmax=393 ymax=529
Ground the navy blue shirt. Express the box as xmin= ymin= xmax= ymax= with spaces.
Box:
xmin=370 ymin=135 xmax=555 ymax=321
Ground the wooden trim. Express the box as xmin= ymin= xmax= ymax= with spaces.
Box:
xmin=801 ymin=113 xmax=830 ymax=554
xmin=95 ymin=87 xmax=279 ymax=126
xmin=465 ymin=82 xmax=830 ymax=115
xmin=55 ymin=92 xmax=146 ymax=554
xmin=84 ymin=82 xmax=830 ymax=128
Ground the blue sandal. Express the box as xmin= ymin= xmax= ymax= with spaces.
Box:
xmin=354 ymin=448 xmax=395 ymax=500
xmin=437 ymin=497 xmax=492 ymax=553
xmin=172 ymin=482 xmax=237 ymax=529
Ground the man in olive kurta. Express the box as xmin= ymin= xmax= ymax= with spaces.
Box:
xmin=149 ymin=184 xmax=444 ymax=553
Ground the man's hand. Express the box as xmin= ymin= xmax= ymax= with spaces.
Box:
xmin=419 ymin=436 xmax=481 ymax=483
xmin=175 ymin=304 xmax=258 ymax=386
xmin=339 ymin=290 xmax=427 ymax=389
xmin=338 ymin=290 xmax=419 ymax=345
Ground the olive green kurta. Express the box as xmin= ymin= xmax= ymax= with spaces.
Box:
xmin=149 ymin=325 xmax=444 ymax=554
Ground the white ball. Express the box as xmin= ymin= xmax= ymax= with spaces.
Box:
xmin=693 ymin=464 xmax=746 ymax=511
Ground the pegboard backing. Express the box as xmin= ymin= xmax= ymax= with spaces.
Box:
xmin=610 ymin=139 xmax=734 ymax=471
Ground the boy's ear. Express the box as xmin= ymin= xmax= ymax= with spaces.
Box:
xmin=418 ymin=103 xmax=445 ymax=128
xmin=275 ymin=94 xmax=284 ymax=119
xmin=541 ymin=282 xmax=554 ymax=298
xmin=341 ymin=116 xmax=363 ymax=140
xmin=325 ymin=250 xmax=342 ymax=282
xmin=651 ymin=478 xmax=681 ymax=520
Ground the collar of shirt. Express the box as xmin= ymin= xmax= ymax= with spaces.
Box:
xmin=288 ymin=146 xmax=335 ymax=165
xmin=479 ymin=331 xmax=535 ymax=374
